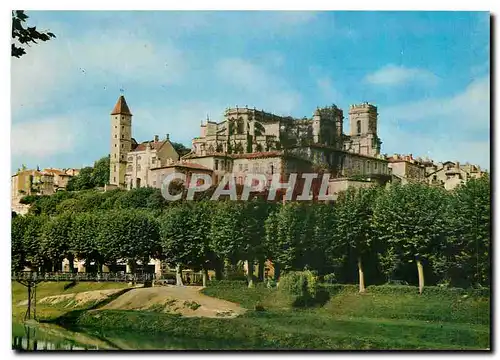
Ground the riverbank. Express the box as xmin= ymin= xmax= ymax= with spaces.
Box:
xmin=12 ymin=281 xmax=490 ymax=350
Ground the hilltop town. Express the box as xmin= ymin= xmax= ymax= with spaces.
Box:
xmin=11 ymin=94 xmax=486 ymax=213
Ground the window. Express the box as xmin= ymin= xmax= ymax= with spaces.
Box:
xmin=114 ymin=154 xmax=117 ymax=158
xmin=122 ymin=116 xmax=124 ymax=120
xmin=114 ymin=165 xmax=116 ymax=172
xmin=137 ymin=156 xmax=142 ymax=160
xmin=215 ymin=160 xmax=219 ymax=170
xmin=113 ymin=176 xmax=116 ymax=182
xmin=374 ymin=162 xmax=377 ymax=170
xmin=244 ymin=164 xmax=248 ymax=171
xmin=121 ymin=135 xmax=124 ymax=139
xmin=128 ymin=157 xmax=133 ymax=161
xmin=121 ymin=155 xmax=124 ymax=160
xmin=114 ymin=144 xmax=117 ymax=147
xmin=433 ymin=175 xmax=437 ymax=181
xmin=114 ymin=135 xmax=117 ymax=138
xmin=121 ymin=144 xmax=124 ymax=148
xmin=356 ymin=120 xmax=361 ymax=135
xmin=137 ymin=165 xmax=142 ymax=171
xmin=270 ymin=163 xmax=274 ymax=174
xmin=121 ymin=126 xmax=124 ymax=130
xmin=239 ymin=164 xmax=243 ymax=171
xmin=238 ymin=176 xmax=243 ymax=185
xmin=153 ymin=181 xmax=156 ymax=186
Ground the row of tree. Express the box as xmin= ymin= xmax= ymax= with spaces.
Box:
xmin=12 ymin=176 xmax=490 ymax=291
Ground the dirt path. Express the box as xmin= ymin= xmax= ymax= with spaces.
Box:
xmin=102 ymin=285 xmax=246 ymax=318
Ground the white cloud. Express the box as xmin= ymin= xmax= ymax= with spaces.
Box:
xmin=215 ymin=57 xmax=301 ymax=115
xmin=365 ymin=64 xmax=439 ymax=86
xmin=11 ymin=117 xmax=76 ymax=159
xmin=11 ymin=24 xmax=185 ymax=115
xmin=132 ymin=101 xmax=226 ymax=146
xmin=382 ymin=76 xmax=489 ymax=133
xmin=379 ymin=76 xmax=490 ymax=169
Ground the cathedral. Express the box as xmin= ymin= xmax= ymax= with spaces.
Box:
xmin=108 ymin=95 xmax=392 ymax=197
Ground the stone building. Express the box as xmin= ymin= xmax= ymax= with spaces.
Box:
xmin=386 ymin=154 xmax=427 ymax=185
xmin=427 ymin=161 xmax=486 ymax=190
xmin=192 ymin=102 xmax=381 ymax=158
xmin=11 ymin=167 xmax=80 ymax=214
xmin=108 ymin=95 xmax=180 ymax=189
xmin=182 ymin=102 xmax=389 ymax=196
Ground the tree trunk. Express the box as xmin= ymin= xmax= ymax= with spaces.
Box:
xmin=416 ymin=258 xmax=425 ymax=294
xmin=68 ymin=254 xmax=75 ymax=273
xmin=257 ymin=259 xmax=265 ymax=282
xmin=175 ymin=264 xmax=184 ymax=286
xmin=274 ymin=262 xmax=281 ymax=281
xmin=246 ymin=259 xmax=254 ymax=288
xmin=215 ymin=263 xmax=223 ymax=280
xmin=202 ymin=268 xmax=208 ymax=287
xmin=358 ymin=256 xmax=366 ymax=293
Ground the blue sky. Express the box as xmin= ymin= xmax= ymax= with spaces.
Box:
xmin=11 ymin=11 xmax=490 ymax=173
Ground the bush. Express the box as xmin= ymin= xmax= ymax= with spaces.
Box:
xmin=279 ymin=271 xmax=318 ymax=307
xmin=323 ymin=273 xmax=337 ymax=284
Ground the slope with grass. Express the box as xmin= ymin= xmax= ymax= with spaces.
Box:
xmin=48 ymin=281 xmax=490 ymax=350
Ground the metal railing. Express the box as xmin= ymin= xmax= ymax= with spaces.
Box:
xmin=11 ymin=271 xmax=156 ymax=283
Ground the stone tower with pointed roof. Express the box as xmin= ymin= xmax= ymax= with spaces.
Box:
xmin=109 ymin=95 xmax=133 ymax=187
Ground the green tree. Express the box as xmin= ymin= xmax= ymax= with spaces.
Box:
xmin=11 ymin=215 xmax=28 ymax=271
xmin=40 ymin=213 xmax=74 ymax=272
xmin=372 ymin=183 xmax=449 ymax=293
xmin=332 ymin=186 xmax=380 ymax=292
xmin=313 ymin=202 xmax=339 ymax=276
xmin=22 ymin=215 xmax=48 ymax=271
xmin=12 ymin=10 xmax=56 ymax=58
xmin=67 ymin=167 xmax=94 ymax=191
xmin=70 ymin=212 xmax=101 ymax=271
xmin=159 ymin=204 xmax=200 ymax=285
xmin=210 ymin=201 xmax=268 ymax=287
xmin=264 ymin=202 xmax=316 ymax=280
xmin=91 ymin=156 xmax=110 ymax=188
xmin=96 ymin=210 xmax=160 ymax=273
xmin=445 ymin=175 xmax=490 ymax=287
xmin=171 ymin=142 xmax=191 ymax=157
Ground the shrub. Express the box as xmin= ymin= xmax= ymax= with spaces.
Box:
xmin=279 ymin=271 xmax=318 ymax=307
xmin=323 ymin=273 xmax=337 ymax=284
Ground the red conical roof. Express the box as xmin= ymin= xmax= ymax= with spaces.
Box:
xmin=111 ymin=95 xmax=132 ymax=116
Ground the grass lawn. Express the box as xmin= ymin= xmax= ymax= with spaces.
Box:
xmin=48 ymin=282 xmax=490 ymax=350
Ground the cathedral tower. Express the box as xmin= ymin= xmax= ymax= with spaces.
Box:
xmin=347 ymin=103 xmax=381 ymax=157
xmin=109 ymin=95 xmax=132 ymax=187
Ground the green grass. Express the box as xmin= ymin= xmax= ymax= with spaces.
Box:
xmin=45 ymin=282 xmax=490 ymax=350
xmin=54 ymin=309 xmax=489 ymax=350
xmin=12 ymin=281 xmax=130 ymax=321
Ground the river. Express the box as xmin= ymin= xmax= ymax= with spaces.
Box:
xmin=12 ymin=321 xmax=233 ymax=350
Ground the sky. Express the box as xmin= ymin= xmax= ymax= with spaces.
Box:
xmin=10 ymin=10 xmax=490 ymax=173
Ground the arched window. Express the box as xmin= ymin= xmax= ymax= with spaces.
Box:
xmin=356 ymin=120 xmax=361 ymax=135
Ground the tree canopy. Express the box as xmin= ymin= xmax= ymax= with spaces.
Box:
xmin=12 ymin=10 xmax=56 ymax=58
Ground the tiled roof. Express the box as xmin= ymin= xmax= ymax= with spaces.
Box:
xmin=131 ymin=140 xmax=167 ymax=152
xmin=152 ymin=162 xmax=212 ymax=171
xmin=111 ymin=95 xmax=132 ymax=116
xmin=42 ymin=168 xmax=65 ymax=175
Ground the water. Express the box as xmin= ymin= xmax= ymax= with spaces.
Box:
xmin=12 ymin=323 xmax=108 ymax=351
xmin=12 ymin=322 xmax=235 ymax=350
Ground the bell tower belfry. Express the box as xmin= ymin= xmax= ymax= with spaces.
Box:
xmin=347 ymin=102 xmax=381 ymax=157
xmin=109 ymin=95 xmax=132 ymax=187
